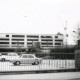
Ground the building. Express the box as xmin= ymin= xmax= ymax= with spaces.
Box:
xmin=0 ymin=33 xmax=64 ymax=49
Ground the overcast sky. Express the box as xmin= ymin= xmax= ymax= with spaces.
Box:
xmin=0 ymin=0 xmax=80 ymax=44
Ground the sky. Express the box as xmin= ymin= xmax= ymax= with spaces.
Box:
xmin=0 ymin=0 xmax=80 ymax=44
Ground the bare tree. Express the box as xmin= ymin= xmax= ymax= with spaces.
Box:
xmin=73 ymin=23 xmax=80 ymax=44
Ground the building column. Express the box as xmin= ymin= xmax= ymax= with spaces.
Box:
xmin=24 ymin=34 xmax=27 ymax=48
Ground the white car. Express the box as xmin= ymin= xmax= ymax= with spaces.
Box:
xmin=0 ymin=53 xmax=19 ymax=61
xmin=10 ymin=54 xmax=42 ymax=65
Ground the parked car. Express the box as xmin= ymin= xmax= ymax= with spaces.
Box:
xmin=10 ymin=54 xmax=42 ymax=65
xmin=0 ymin=52 xmax=19 ymax=61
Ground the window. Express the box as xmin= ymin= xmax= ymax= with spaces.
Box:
xmin=12 ymin=39 xmax=24 ymax=41
xmin=41 ymin=43 xmax=47 ymax=45
xmin=41 ymin=39 xmax=53 ymax=41
xmin=0 ymin=42 xmax=9 ymax=44
xmin=48 ymin=43 xmax=53 ymax=45
xmin=55 ymin=36 xmax=58 ymax=38
xmin=6 ymin=35 xmax=9 ymax=37
xmin=12 ymin=35 xmax=24 ymax=37
xmin=55 ymin=43 xmax=61 ymax=45
xmin=0 ymin=38 xmax=9 ymax=41
xmin=27 ymin=35 xmax=39 ymax=38
xmin=12 ymin=42 xmax=24 ymax=44
xmin=41 ymin=43 xmax=53 ymax=45
xmin=8 ymin=54 xmax=17 ymax=56
xmin=22 ymin=55 xmax=28 ymax=58
xmin=27 ymin=39 xmax=38 ymax=41
xmin=55 ymin=40 xmax=63 ymax=41
xmin=27 ymin=55 xmax=34 ymax=58
xmin=27 ymin=42 xmax=32 ymax=44
xmin=41 ymin=36 xmax=52 ymax=38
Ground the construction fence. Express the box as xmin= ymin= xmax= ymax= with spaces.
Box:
xmin=0 ymin=52 xmax=76 ymax=72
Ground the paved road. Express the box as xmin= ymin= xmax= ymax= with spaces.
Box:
xmin=0 ymin=72 xmax=80 ymax=80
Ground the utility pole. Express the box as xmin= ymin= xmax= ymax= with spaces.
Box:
xmin=64 ymin=20 xmax=68 ymax=68
xmin=46 ymin=38 xmax=51 ymax=66
xmin=64 ymin=20 xmax=68 ymax=47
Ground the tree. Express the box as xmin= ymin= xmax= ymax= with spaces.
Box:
xmin=27 ymin=42 xmax=41 ymax=53
xmin=33 ymin=42 xmax=41 ymax=49
xmin=15 ymin=47 xmax=22 ymax=53
xmin=73 ymin=23 xmax=80 ymax=44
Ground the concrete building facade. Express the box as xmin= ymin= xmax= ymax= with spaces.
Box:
xmin=0 ymin=33 xmax=64 ymax=49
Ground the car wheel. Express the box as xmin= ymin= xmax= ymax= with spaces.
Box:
xmin=34 ymin=61 xmax=39 ymax=65
xmin=14 ymin=61 xmax=20 ymax=65
xmin=1 ymin=58 xmax=6 ymax=61
xmin=32 ymin=63 xmax=35 ymax=65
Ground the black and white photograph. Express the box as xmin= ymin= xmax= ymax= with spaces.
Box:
xmin=0 ymin=0 xmax=80 ymax=80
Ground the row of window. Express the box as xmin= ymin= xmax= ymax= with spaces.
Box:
xmin=0 ymin=38 xmax=9 ymax=40
xmin=12 ymin=35 xmax=39 ymax=38
xmin=5 ymin=35 xmax=62 ymax=40
xmin=0 ymin=42 xmax=62 ymax=45
xmin=0 ymin=38 xmax=63 ymax=42
xmin=0 ymin=42 xmax=24 ymax=44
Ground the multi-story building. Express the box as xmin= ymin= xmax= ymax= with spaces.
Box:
xmin=0 ymin=33 xmax=64 ymax=49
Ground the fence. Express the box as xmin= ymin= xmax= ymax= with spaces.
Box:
xmin=0 ymin=52 xmax=76 ymax=72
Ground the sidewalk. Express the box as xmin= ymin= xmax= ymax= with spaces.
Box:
xmin=0 ymin=72 xmax=80 ymax=80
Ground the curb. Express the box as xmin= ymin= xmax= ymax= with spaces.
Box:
xmin=0 ymin=68 xmax=80 ymax=75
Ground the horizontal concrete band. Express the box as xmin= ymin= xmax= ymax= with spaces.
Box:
xmin=0 ymin=68 xmax=80 ymax=75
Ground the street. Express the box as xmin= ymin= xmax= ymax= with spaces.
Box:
xmin=0 ymin=72 xmax=80 ymax=80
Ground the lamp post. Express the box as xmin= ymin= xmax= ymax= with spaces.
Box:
xmin=64 ymin=20 xmax=68 ymax=47
xmin=64 ymin=20 xmax=69 ymax=68
xmin=46 ymin=37 xmax=51 ymax=66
